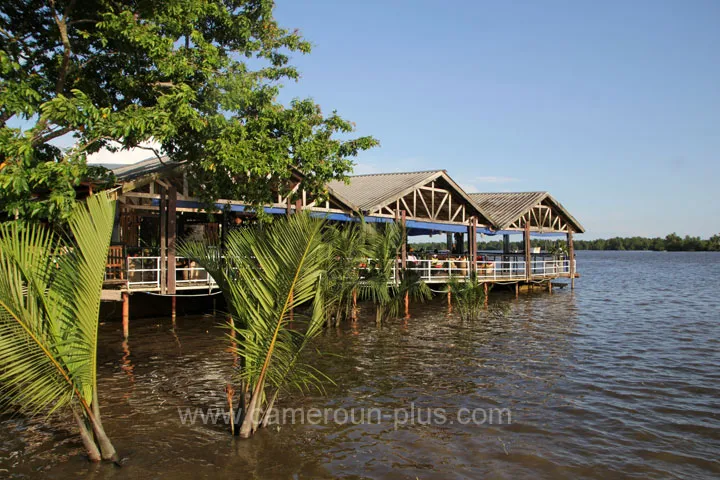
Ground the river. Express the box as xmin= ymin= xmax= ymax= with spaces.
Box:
xmin=1 ymin=251 xmax=719 ymax=479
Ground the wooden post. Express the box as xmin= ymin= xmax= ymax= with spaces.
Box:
xmin=159 ymin=187 xmax=167 ymax=294
xmin=447 ymin=289 xmax=452 ymax=313
xmin=483 ymin=282 xmax=489 ymax=307
xmin=548 ymin=281 xmax=552 ymax=293
xmin=295 ymin=198 xmax=303 ymax=213
xmin=351 ymin=289 xmax=357 ymax=321
xmin=515 ymin=282 xmax=519 ymax=298
xmin=446 ymin=232 xmax=453 ymax=252
xmin=167 ymin=186 xmax=177 ymax=295
xmin=401 ymin=210 xmax=409 ymax=319
xmin=122 ymin=292 xmax=129 ymax=339
xmin=469 ymin=217 xmax=477 ymax=275
xmin=171 ymin=296 xmax=177 ymax=323
xmin=524 ymin=221 xmax=531 ymax=282
xmin=503 ymin=234 xmax=510 ymax=254
xmin=568 ymin=230 xmax=575 ymax=290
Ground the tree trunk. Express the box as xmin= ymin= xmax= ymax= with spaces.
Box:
xmin=239 ymin=381 xmax=264 ymax=438
xmin=92 ymin=387 xmax=118 ymax=461
xmin=74 ymin=410 xmax=101 ymax=462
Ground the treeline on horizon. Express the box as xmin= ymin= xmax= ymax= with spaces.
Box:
xmin=410 ymin=233 xmax=720 ymax=252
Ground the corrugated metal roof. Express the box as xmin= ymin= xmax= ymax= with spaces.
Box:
xmin=468 ymin=192 xmax=585 ymax=233
xmin=112 ymin=156 xmax=182 ymax=182
xmin=469 ymin=192 xmax=548 ymax=229
xmin=327 ymin=170 xmax=442 ymax=210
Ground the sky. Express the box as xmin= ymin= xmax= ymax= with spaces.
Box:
xmin=259 ymin=0 xmax=719 ymax=239
xmin=78 ymin=0 xmax=720 ymax=239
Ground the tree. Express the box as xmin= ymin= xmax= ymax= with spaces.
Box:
xmin=360 ymin=222 xmax=430 ymax=325
xmin=0 ymin=192 xmax=117 ymax=462
xmin=0 ymin=0 xmax=377 ymax=222
xmin=323 ymin=220 xmax=373 ymax=327
xmin=179 ymin=212 xmax=332 ymax=438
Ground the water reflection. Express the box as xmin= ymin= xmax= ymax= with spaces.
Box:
xmin=1 ymin=252 xmax=719 ymax=479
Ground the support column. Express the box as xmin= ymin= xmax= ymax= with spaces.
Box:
xmin=515 ymin=282 xmax=519 ymax=298
xmin=167 ymin=186 xmax=177 ymax=295
xmin=503 ymin=234 xmax=510 ymax=254
xmin=568 ymin=230 xmax=575 ymax=290
xmin=446 ymin=232 xmax=453 ymax=252
xmin=159 ymin=187 xmax=167 ymax=294
xmin=122 ymin=292 xmax=130 ymax=339
xmin=351 ymin=289 xmax=357 ymax=321
xmin=469 ymin=217 xmax=477 ymax=275
xmin=171 ymin=296 xmax=177 ymax=323
xmin=401 ymin=210 xmax=409 ymax=319
xmin=524 ymin=221 xmax=531 ymax=282
xmin=453 ymin=232 xmax=464 ymax=254
xmin=295 ymin=198 xmax=303 ymax=213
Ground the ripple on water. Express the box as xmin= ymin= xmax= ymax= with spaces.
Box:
xmin=1 ymin=251 xmax=719 ymax=479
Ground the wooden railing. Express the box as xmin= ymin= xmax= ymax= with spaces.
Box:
xmin=105 ymin=253 xmax=574 ymax=291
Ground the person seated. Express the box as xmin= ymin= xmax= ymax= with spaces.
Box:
xmin=406 ymin=247 xmax=418 ymax=269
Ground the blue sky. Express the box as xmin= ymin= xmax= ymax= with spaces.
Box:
xmin=271 ymin=0 xmax=720 ymax=239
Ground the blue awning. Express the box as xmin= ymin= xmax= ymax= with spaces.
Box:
xmin=162 ymin=200 xmax=499 ymax=236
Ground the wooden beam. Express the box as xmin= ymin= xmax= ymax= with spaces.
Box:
xmin=159 ymin=187 xmax=167 ymax=294
xmin=122 ymin=292 xmax=129 ymax=339
xmin=568 ymin=230 xmax=575 ymax=290
xmin=167 ymin=186 xmax=177 ymax=295
xmin=524 ymin=220 xmax=531 ymax=281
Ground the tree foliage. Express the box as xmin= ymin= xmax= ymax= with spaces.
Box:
xmin=179 ymin=212 xmax=332 ymax=438
xmin=0 ymin=0 xmax=377 ymax=222
xmin=415 ymin=233 xmax=720 ymax=253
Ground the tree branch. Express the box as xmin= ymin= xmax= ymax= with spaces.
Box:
xmin=36 ymin=126 xmax=73 ymax=145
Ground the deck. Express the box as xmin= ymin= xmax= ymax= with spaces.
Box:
xmin=104 ymin=253 xmax=575 ymax=293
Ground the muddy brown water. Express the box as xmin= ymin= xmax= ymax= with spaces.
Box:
xmin=1 ymin=251 xmax=719 ymax=479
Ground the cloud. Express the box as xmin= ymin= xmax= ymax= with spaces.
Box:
xmin=474 ymin=176 xmax=520 ymax=184
xmin=87 ymin=141 xmax=162 ymax=165
xmin=458 ymin=183 xmax=480 ymax=193
xmin=351 ymin=162 xmax=382 ymax=175
xmin=351 ymin=157 xmax=426 ymax=175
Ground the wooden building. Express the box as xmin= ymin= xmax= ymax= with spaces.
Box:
xmin=100 ymin=157 xmax=585 ymax=332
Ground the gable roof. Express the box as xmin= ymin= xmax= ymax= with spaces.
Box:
xmin=111 ymin=156 xmax=182 ymax=182
xmin=327 ymin=170 xmax=438 ymax=211
xmin=468 ymin=191 xmax=585 ymax=233
xmin=327 ymin=170 xmax=494 ymax=224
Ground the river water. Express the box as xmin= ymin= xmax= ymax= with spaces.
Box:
xmin=1 ymin=251 xmax=719 ymax=479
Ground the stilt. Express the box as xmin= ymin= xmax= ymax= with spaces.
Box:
xmin=548 ymin=281 xmax=552 ymax=293
xmin=404 ymin=292 xmax=409 ymax=319
xmin=212 ymin=298 xmax=217 ymax=317
xmin=483 ymin=282 xmax=489 ymax=307
xmin=171 ymin=295 xmax=177 ymax=323
xmin=122 ymin=292 xmax=129 ymax=339
xmin=447 ymin=289 xmax=452 ymax=313
xmin=352 ymin=289 xmax=357 ymax=321
xmin=568 ymin=230 xmax=575 ymax=290
xmin=515 ymin=282 xmax=519 ymax=298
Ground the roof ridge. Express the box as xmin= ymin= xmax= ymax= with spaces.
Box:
xmin=347 ymin=169 xmax=442 ymax=178
xmin=468 ymin=191 xmax=548 ymax=195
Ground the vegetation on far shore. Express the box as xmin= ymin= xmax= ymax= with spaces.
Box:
xmin=411 ymin=233 xmax=720 ymax=253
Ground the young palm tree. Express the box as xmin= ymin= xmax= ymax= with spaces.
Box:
xmin=323 ymin=220 xmax=373 ymax=327
xmin=179 ymin=213 xmax=333 ymax=438
xmin=0 ymin=192 xmax=118 ymax=462
xmin=360 ymin=222 xmax=431 ymax=324
xmin=447 ymin=273 xmax=490 ymax=321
